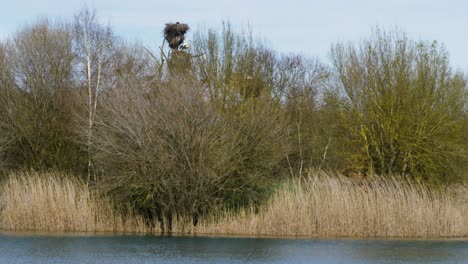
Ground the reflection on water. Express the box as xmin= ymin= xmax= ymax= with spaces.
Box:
xmin=0 ymin=232 xmax=467 ymax=263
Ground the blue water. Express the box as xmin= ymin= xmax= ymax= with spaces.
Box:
xmin=0 ymin=233 xmax=467 ymax=263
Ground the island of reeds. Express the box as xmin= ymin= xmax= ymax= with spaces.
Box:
xmin=0 ymin=8 xmax=467 ymax=238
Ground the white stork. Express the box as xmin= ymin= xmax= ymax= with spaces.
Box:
xmin=179 ymin=41 xmax=190 ymax=51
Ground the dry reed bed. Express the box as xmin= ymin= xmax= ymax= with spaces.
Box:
xmin=0 ymin=172 xmax=149 ymax=233
xmin=196 ymin=173 xmax=468 ymax=238
xmin=0 ymin=172 xmax=466 ymax=238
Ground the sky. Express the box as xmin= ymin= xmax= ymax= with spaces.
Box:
xmin=1 ymin=0 xmax=467 ymax=71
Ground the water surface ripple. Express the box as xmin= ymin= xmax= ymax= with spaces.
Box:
xmin=0 ymin=233 xmax=467 ymax=263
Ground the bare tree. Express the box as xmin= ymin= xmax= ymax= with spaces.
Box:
xmin=91 ymin=74 xmax=290 ymax=232
xmin=0 ymin=19 xmax=82 ymax=173
xmin=73 ymin=8 xmax=115 ymax=183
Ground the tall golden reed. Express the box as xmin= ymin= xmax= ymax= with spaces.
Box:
xmin=196 ymin=172 xmax=468 ymax=238
xmin=0 ymin=171 xmax=466 ymax=237
xmin=0 ymin=172 xmax=149 ymax=233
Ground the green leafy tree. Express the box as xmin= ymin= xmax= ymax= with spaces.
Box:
xmin=331 ymin=29 xmax=468 ymax=182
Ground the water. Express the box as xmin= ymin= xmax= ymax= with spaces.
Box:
xmin=0 ymin=232 xmax=467 ymax=263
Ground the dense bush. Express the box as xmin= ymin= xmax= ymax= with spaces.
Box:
xmin=91 ymin=76 xmax=289 ymax=231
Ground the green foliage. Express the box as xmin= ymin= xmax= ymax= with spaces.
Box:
xmin=331 ymin=29 xmax=468 ymax=182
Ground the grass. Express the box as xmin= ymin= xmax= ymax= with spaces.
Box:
xmin=0 ymin=171 xmax=466 ymax=238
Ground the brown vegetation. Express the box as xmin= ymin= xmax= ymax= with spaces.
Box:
xmin=1 ymin=171 xmax=466 ymax=238
xmin=0 ymin=172 xmax=148 ymax=232
xmin=91 ymin=76 xmax=289 ymax=232
xmin=198 ymin=172 xmax=468 ymax=237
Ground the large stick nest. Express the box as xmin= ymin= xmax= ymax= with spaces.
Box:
xmin=164 ymin=22 xmax=190 ymax=49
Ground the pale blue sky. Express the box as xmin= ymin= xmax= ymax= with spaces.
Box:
xmin=1 ymin=0 xmax=467 ymax=71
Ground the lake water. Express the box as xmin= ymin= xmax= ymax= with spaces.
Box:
xmin=0 ymin=232 xmax=467 ymax=263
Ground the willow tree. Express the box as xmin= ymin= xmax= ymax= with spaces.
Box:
xmin=331 ymin=29 xmax=467 ymax=182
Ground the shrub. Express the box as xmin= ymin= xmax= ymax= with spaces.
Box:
xmin=91 ymin=76 xmax=289 ymax=232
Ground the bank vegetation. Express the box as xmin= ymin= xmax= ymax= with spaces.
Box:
xmin=0 ymin=171 xmax=466 ymax=237
xmin=0 ymin=8 xmax=467 ymax=237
